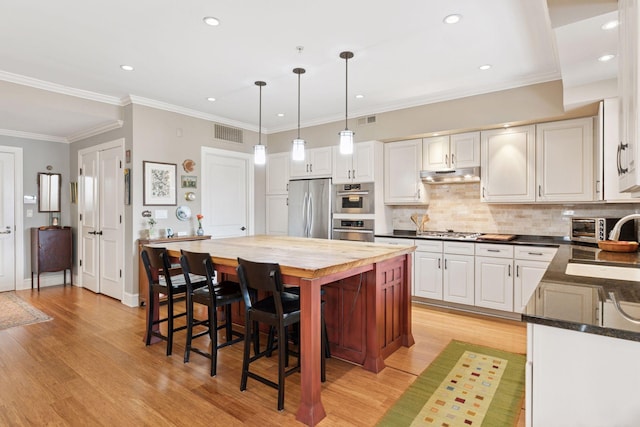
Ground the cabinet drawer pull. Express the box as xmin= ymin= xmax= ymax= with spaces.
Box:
xmin=508 ymin=264 xmax=511 ymax=277
xmin=528 ymin=252 xmax=544 ymax=256
xmin=438 ymin=258 xmax=441 ymax=269
xmin=487 ymin=249 xmax=500 ymax=253
xmin=516 ymin=265 xmax=520 ymax=277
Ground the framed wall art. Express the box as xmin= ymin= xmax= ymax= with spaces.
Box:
xmin=181 ymin=175 xmax=197 ymax=189
xmin=143 ymin=161 xmax=177 ymax=206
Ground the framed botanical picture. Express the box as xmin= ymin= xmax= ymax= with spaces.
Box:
xmin=181 ymin=175 xmax=197 ymax=189
xmin=143 ymin=161 xmax=177 ymax=206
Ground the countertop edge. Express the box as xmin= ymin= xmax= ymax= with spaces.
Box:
xmin=522 ymin=314 xmax=640 ymax=342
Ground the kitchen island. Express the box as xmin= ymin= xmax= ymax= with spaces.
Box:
xmin=159 ymin=235 xmax=415 ymax=426
xmin=522 ymin=244 xmax=640 ymax=426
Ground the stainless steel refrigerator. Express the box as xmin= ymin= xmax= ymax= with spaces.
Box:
xmin=287 ymin=178 xmax=332 ymax=238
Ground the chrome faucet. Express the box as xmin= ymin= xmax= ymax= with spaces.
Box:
xmin=608 ymin=214 xmax=640 ymax=241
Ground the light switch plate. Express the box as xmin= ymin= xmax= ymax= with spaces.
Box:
xmin=26 ymin=209 xmax=33 ymax=218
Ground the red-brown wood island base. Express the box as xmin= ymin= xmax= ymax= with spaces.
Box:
xmin=155 ymin=235 xmax=415 ymax=426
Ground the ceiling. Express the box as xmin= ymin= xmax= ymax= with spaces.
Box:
xmin=0 ymin=0 xmax=618 ymax=143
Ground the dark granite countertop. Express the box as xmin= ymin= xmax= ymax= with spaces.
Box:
xmin=375 ymin=230 xmax=568 ymax=247
xmin=522 ymin=244 xmax=640 ymax=342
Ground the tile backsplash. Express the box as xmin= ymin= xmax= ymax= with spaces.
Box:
xmin=391 ymin=182 xmax=640 ymax=237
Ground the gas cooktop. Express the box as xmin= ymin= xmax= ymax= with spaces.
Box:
xmin=419 ymin=230 xmax=482 ymax=240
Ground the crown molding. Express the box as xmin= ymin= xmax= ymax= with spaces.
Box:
xmin=0 ymin=70 xmax=122 ymax=105
xmin=0 ymin=128 xmax=67 ymax=143
xmin=67 ymin=120 xmax=124 ymax=143
xmin=124 ymin=95 xmax=259 ymax=133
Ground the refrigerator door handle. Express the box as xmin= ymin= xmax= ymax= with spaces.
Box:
xmin=302 ymin=192 xmax=309 ymax=237
xmin=308 ymin=195 xmax=313 ymax=236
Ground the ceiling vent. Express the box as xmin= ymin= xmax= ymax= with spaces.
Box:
xmin=214 ymin=123 xmax=244 ymax=143
xmin=357 ymin=115 xmax=377 ymax=126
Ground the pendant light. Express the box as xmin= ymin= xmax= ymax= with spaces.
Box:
xmin=291 ymin=67 xmax=306 ymax=161
xmin=339 ymin=51 xmax=354 ymax=155
xmin=254 ymin=81 xmax=266 ymax=165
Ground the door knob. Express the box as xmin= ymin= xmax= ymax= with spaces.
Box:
xmin=240 ymin=226 xmax=246 ymax=231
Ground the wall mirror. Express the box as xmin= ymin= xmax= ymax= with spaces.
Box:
xmin=38 ymin=172 xmax=61 ymax=212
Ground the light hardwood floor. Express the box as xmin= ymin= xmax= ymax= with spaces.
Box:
xmin=0 ymin=286 xmax=526 ymax=426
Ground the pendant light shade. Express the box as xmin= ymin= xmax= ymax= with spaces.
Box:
xmin=292 ymin=68 xmax=306 ymax=161
xmin=254 ymin=81 xmax=267 ymax=165
xmin=339 ymin=51 xmax=354 ymax=155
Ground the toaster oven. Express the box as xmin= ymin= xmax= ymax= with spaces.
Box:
xmin=570 ymin=217 xmax=636 ymax=244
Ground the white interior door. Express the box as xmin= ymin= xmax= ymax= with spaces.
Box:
xmin=80 ymin=150 xmax=99 ymax=293
xmin=0 ymin=152 xmax=15 ymax=292
xmin=97 ymin=146 xmax=124 ymax=300
xmin=79 ymin=140 xmax=124 ymax=300
xmin=201 ymin=147 xmax=254 ymax=238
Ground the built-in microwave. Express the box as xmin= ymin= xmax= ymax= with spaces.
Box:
xmin=570 ymin=217 xmax=636 ymax=244
xmin=333 ymin=183 xmax=374 ymax=214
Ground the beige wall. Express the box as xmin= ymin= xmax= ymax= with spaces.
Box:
xmin=266 ymin=80 xmax=597 ymax=153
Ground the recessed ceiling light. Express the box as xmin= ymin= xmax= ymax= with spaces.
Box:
xmin=443 ymin=14 xmax=461 ymax=24
xmin=355 ymin=94 xmax=364 ymax=99
xmin=206 ymin=97 xmax=216 ymax=102
xmin=277 ymin=113 xmax=285 ymax=117
xmin=479 ymin=64 xmax=492 ymax=70
xmin=120 ymin=65 xmax=134 ymax=71
xmin=601 ymin=20 xmax=619 ymax=30
xmin=203 ymin=16 xmax=220 ymax=26
xmin=598 ymin=54 xmax=616 ymax=62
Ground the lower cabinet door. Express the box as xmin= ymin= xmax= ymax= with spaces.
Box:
xmin=443 ymin=254 xmax=474 ymax=305
xmin=475 ymin=256 xmax=514 ymax=311
xmin=414 ymin=250 xmax=443 ymax=299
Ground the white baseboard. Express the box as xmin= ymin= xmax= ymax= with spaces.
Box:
xmin=20 ymin=272 xmax=75 ymax=291
xmin=20 ymin=274 xmax=140 ymax=309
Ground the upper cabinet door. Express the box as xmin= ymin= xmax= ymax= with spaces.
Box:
xmin=422 ymin=136 xmax=450 ymax=171
xmin=450 ymin=131 xmax=480 ymax=168
xmin=332 ymin=141 xmax=378 ymax=184
xmin=536 ymin=118 xmax=594 ymax=202
xmin=481 ymin=126 xmax=536 ymax=202
xmin=384 ymin=139 xmax=428 ymax=204
xmin=266 ymin=152 xmax=290 ymax=194
xmin=290 ymin=147 xmax=333 ymax=178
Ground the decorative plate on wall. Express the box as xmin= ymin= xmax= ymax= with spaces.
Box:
xmin=182 ymin=159 xmax=195 ymax=173
xmin=176 ymin=205 xmax=192 ymax=221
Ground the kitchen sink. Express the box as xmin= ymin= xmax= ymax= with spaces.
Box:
xmin=565 ymin=262 xmax=640 ymax=282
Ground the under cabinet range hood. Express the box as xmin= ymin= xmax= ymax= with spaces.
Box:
xmin=420 ymin=166 xmax=480 ymax=184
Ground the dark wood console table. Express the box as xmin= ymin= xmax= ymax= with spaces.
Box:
xmin=30 ymin=226 xmax=73 ymax=291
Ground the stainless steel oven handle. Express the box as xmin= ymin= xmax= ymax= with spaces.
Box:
xmin=332 ymin=229 xmax=374 ymax=234
xmin=336 ymin=191 xmax=369 ymax=196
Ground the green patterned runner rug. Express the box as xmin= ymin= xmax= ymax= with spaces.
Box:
xmin=377 ymin=340 xmax=525 ymax=426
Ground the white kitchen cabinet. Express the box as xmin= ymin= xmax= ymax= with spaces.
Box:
xmin=414 ymin=240 xmax=474 ymax=304
xmin=535 ymin=117 xmax=594 ymax=202
xmin=618 ymin=0 xmax=640 ymax=194
xmin=422 ymin=132 xmax=480 ymax=171
xmin=513 ymin=246 xmax=557 ymax=314
xmin=414 ymin=240 xmax=443 ymax=299
xmin=481 ymin=126 xmax=536 ymax=202
xmin=535 ymin=281 xmax=598 ymax=324
xmin=475 ymin=244 xmax=514 ymax=311
xmin=266 ymin=152 xmax=290 ymax=194
xmin=442 ymin=242 xmax=475 ymax=305
xmin=527 ymin=324 xmax=640 ymax=426
xmin=332 ymin=140 xmax=379 ymax=184
xmin=602 ymin=98 xmax=633 ymax=201
xmin=289 ymin=146 xmax=332 ymax=178
xmin=384 ymin=139 xmax=427 ymax=204
xmin=265 ymin=194 xmax=288 ymax=235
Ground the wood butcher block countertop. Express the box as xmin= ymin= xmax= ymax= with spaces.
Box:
xmin=158 ymin=235 xmax=416 ymax=280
